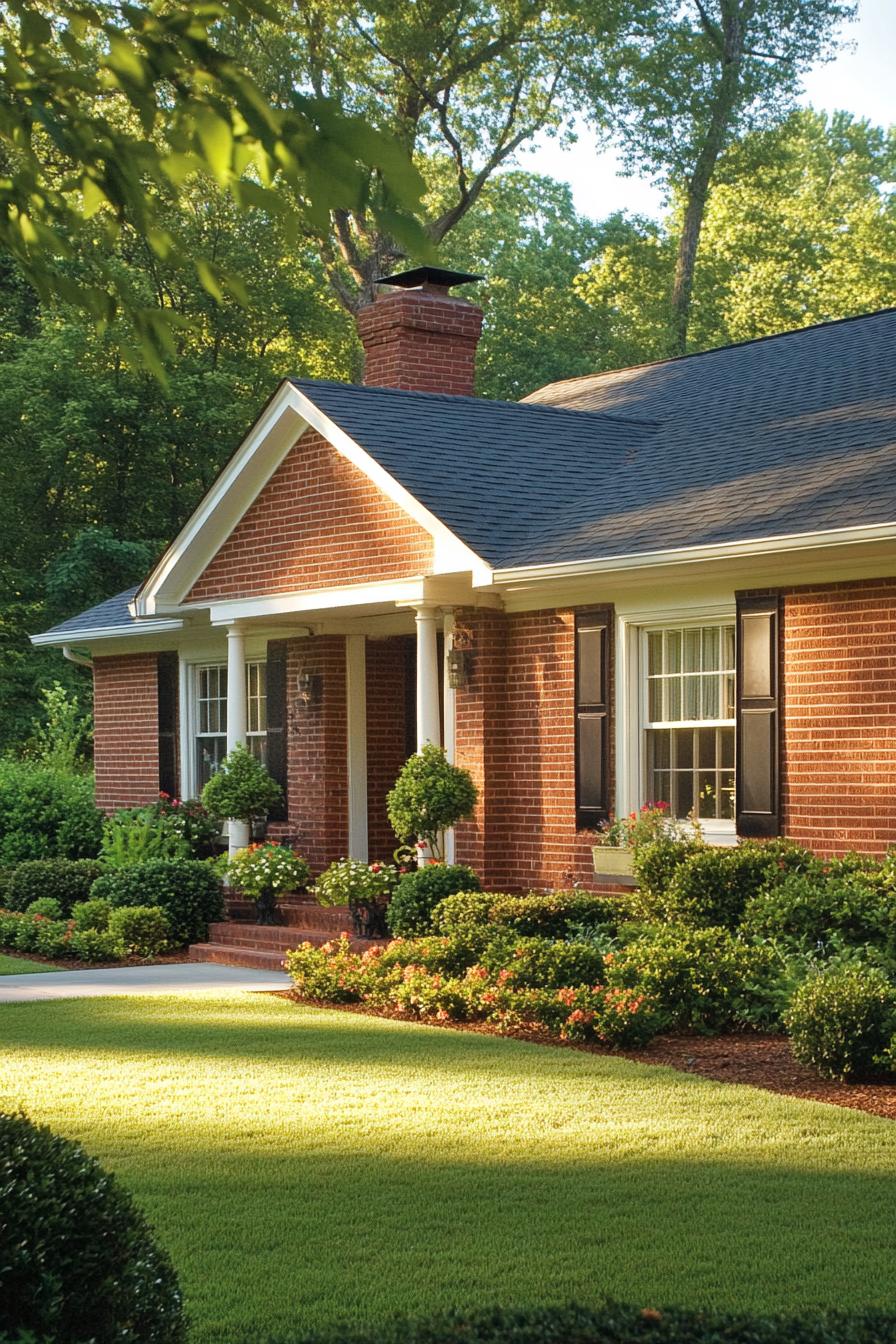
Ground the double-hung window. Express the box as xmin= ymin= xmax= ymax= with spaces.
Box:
xmin=194 ymin=662 xmax=267 ymax=790
xmin=643 ymin=623 xmax=735 ymax=822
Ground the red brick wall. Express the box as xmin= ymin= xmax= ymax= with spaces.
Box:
xmin=189 ymin=430 xmax=433 ymax=603
xmin=280 ymin=636 xmax=348 ymax=873
xmin=357 ymin=290 xmax=483 ymax=395
xmin=454 ymin=607 xmax=610 ymax=892
xmin=366 ymin=636 xmax=412 ymax=861
xmin=780 ymin=578 xmax=896 ymax=855
xmin=93 ymin=654 xmax=160 ymax=812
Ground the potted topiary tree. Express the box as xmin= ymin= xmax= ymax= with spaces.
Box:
xmin=200 ymin=744 xmax=284 ymax=853
xmin=386 ymin=744 xmax=478 ymax=862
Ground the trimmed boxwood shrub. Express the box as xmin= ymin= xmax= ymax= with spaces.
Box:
xmin=25 ymin=896 xmax=63 ymax=919
xmin=68 ymin=928 xmax=127 ymax=962
xmin=108 ymin=905 xmax=170 ymax=958
xmin=433 ymin=890 xmax=627 ymax=940
xmin=90 ymin=858 xmax=224 ymax=944
xmin=0 ymin=1110 xmax=186 ymax=1343
xmin=742 ymin=871 xmax=896 ymax=953
xmin=0 ymin=759 xmax=103 ymax=863
xmin=33 ymin=917 xmax=71 ymax=959
xmin=658 ymin=845 xmax=780 ymax=928
xmin=386 ymin=864 xmax=481 ymax=936
xmin=480 ymin=935 xmax=605 ymax=989
xmin=245 ymin=1302 xmax=896 ymax=1344
xmin=7 ymin=858 xmax=103 ymax=914
xmin=71 ymin=896 xmax=113 ymax=931
xmin=786 ymin=963 xmax=896 ymax=1080
xmin=606 ymin=924 xmax=777 ymax=1033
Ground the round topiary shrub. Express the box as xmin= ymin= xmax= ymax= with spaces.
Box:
xmin=200 ymin=742 xmax=283 ymax=824
xmin=432 ymin=890 xmax=496 ymax=934
xmin=386 ymin=864 xmax=482 ymax=936
xmin=107 ymin=905 xmax=171 ymax=958
xmin=386 ymin=744 xmax=478 ymax=858
xmin=786 ymin=963 xmax=896 ymax=1081
xmin=89 ymin=859 xmax=224 ymax=945
xmin=26 ymin=896 xmax=63 ymax=919
xmin=659 ymin=845 xmax=780 ymax=929
xmin=0 ymin=1110 xmax=186 ymax=1343
xmin=7 ymin=858 xmax=103 ymax=914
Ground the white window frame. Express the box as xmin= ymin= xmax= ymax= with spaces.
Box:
xmin=178 ymin=652 xmax=268 ymax=799
xmin=616 ymin=605 xmax=737 ymax=846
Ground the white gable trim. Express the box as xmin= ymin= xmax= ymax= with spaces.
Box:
xmin=135 ymin=381 xmax=491 ymax=616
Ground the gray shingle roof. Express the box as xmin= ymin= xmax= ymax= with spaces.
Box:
xmin=35 ymin=587 xmax=141 ymax=641
xmin=520 ymin=307 xmax=896 ymax=567
xmin=290 ymin=378 xmax=657 ymax=566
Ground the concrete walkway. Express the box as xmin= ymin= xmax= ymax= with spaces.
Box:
xmin=0 ymin=961 xmax=291 ymax=1003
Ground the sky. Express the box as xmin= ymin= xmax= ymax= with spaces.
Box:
xmin=522 ymin=0 xmax=895 ymax=221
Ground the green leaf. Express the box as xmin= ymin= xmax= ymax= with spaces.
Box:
xmin=194 ymin=108 xmax=233 ymax=186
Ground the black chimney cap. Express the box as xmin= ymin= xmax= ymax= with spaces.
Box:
xmin=375 ymin=265 xmax=483 ymax=290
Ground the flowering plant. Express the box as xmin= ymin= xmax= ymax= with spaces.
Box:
xmin=153 ymin=794 xmax=221 ymax=857
xmin=593 ymin=802 xmax=690 ymax=850
xmin=226 ymin=843 xmax=310 ymax=899
xmin=313 ymin=858 xmax=398 ymax=908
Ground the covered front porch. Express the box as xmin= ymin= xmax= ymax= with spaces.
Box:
xmin=180 ymin=575 xmax=494 ymax=869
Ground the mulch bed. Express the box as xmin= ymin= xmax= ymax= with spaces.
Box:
xmin=278 ymin=992 xmax=896 ymax=1121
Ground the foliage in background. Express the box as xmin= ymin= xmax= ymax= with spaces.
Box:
xmin=6 ymin=858 xmax=102 ymax=915
xmin=89 ymin=858 xmax=224 ymax=945
xmin=100 ymin=807 xmax=191 ymax=868
xmin=0 ymin=0 xmax=427 ymax=364
xmin=0 ymin=1109 xmax=185 ymax=1343
xmin=0 ymin=760 xmax=102 ymax=863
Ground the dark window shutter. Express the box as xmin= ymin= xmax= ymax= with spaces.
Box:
xmin=575 ymin=611 xmax=611 ymax=830
xmin=266 ymin=641 xmax=288 ymax=821
xmin=157 ymin=652 xmax=179 ymax=798
xmin=735 ymin=593 xmax=781 ymax=837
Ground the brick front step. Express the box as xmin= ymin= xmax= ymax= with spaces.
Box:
xmin=225 ymin=898 xmax=354 ymax=931
xmin=189 ymin=943 xmax=290 ymax=972
xmin=188 ymin=921 xmax=381 ymax=968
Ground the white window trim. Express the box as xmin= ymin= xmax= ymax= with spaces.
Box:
xmin=615 ymin=606 xmax=738 ymax=847
xmin=177 ymin=650 xmax=268 ymax=799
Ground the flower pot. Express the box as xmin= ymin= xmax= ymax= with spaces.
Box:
xmin=250 ymin=817 xmax=269 ymax=842
xmin=592 ymin=846 xmax=638 ymax=887
xmin=254 ymin=888 xmax=280 ymax=925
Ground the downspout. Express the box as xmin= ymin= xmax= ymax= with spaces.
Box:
xmin=62 ymin=645 xmax=93 ymax=670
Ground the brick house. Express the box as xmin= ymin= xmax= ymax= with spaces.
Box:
xmin=33 ymin=269 xmax=896 ymax=889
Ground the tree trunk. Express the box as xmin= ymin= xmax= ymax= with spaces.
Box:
xmin=669 ymin=4 xmax=748 ymax=355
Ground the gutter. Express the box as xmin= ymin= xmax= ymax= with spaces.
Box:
xmin=493 ymin=521 xmax=896 ymax=586
xmin=30 ymin=618 xmax=185 ymax=648
xmin=62 ymin=645 xmax=94 ymax=670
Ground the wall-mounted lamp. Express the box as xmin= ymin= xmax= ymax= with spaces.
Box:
xmin=447 ymin=647 xmax=472 ymax=690
xmin=296 ymin=667 xmax=323 ymax=709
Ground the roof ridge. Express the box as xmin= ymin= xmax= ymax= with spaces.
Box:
xmin=290 ymin=377 xmax=660 ymax=431
xmin=525 ymin=305 xmax=896 ymax=398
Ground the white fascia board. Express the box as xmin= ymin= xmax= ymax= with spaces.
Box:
xmin=30 ymin=619 xmax=184 ymax=648
xmin=289 ymin=386 xmax=491 ymax=583
xmin=205 ymin=578 xmax=430 ymax=626
xmin=494 ymin=521 xmax=896 ymax=587
xmin=137 ymin=381 xmax=493 ymax=616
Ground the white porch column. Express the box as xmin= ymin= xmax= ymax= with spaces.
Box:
xmin=442 ymin=610 xmax=457 ymax=864
xmin=226 ymin=622 xmax=249 ymax=854
xmin=345 ymin=634 xmax=369 ymax=861
xmin=414 ymin=605 xmax=441 ymax=751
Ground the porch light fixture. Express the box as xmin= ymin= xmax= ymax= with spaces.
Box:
xmin=296 ymin=667 xmax=323 ymax=709
xmin=447 ymin=647 xmax=471 ymax=690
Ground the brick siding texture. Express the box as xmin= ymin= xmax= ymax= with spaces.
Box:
xmin=93 ymin=654 xmax=161 ymax=812
xmin=188 ymin=429 xmax=433 ymax=604
xmin=365 ymin=636 xmax=412 ymax=861
xmin=274 ymin=636 xmax=349 ymax=873
xmin=357 ymin=290 xmax=483 ymax=395
xmin=454 ymin=607 xmax=612 ymax=892
xmin=780 ymin=578 xmax=896 ymax=855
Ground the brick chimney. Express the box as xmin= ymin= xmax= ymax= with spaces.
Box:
xmin=356 ymin=266 xmax=484 ymax=396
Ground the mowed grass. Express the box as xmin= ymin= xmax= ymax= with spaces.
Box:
xmin=2 ymin=995 xmax=895 ymax=1343
xmin=0 ymin=952 xmax=61 ymax=974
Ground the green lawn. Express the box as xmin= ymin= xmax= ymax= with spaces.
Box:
xmin=0 ymin=952 xmax=62 ymax=974
xmin=1 ymin=995 xmax=895 ymax=1343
